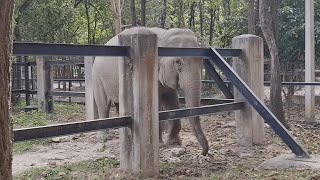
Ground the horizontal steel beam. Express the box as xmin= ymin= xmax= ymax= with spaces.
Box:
xmin=159 ymin=102 xmax=244 ymax=121
xmin=13 ymin=42 xmax=241 ymax=58
xmin=13 ymin=42 xmax=129 ymax=56
xmin=12 ymin=89 xmax=37 ymax=94
xmin=53 ymin=79 xmax=85 ymax=82
xmin=12 ymin=62 xmax=36 ymax=66
xmin=158 ymin=47 xmax=241 ymax=57
xmin=178 ymin=97 xmax=234 ymax=105
xmin=49 ymin=91 xmax=85 ymax=97
xmin=264 ymin=81 xmax=320 ymax=86
xmin=14 ymin=116 xmax=132 ymax=142
xmin=203 ymin=80 xmax=320 ymax=86
xmin=47 ymin=60 xmax=84 ymax=66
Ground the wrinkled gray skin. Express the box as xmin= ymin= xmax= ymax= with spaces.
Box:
xmin=92 ymin=27 xmax=209 ymax=155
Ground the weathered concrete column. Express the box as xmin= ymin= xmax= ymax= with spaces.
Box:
xmin=305 ymin=0 xmax=315 ymax=121
xmin=118 ymin=27 xmax=159 ymax=177
xmin=84 ymin=56 xmax=97 ymax=120
xmin=36 ymin=56 xmax=53 ymax=113
xmin=232 ymin=34 xmax=265 ymax=146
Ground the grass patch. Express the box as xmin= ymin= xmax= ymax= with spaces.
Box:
xmin=13 ymin=110 xmax=49 ymax=128
xmin=13 ymin=140 xmax=51 ymax=154
xmin=53 ymin=103 xmax=85 ymax=123
xmin=14 ymin=158 xmax=120 ymax=180
xmin=12 ymin=102 xmax=85 ymax=154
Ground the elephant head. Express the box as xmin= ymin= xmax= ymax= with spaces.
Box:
xmin=158 ymin=28 xmax=209 ymax=155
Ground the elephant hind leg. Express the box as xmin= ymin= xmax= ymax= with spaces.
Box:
xmin=93 ymin=78 xmax=111 ymax=119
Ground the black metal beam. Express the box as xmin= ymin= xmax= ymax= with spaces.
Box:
xmin=53 ymin=79 xmax=85 ymax=82
xmin=203 ymin=80 xmax=320 ymax=86
xmin=49 ymin=91 xmax=85 ymax=97
xmin=158 ymin=47 xmax=241 ymax=57
xmin=265 ymin=81 xmax=320 ymax=86
xmin=203 ymin=59 xmax=234 ymax=99
xmin=14 ymin=116 xmax=132 ymax=142
xmin=178 ymin=97 xmax=234 ymax=105
xmin=13 ymin=43 xmax=241 ymax=58
xmin=13 ymin=42 xmax=129 ymax=56
xmin=12 ymin=89 xmax=37 ymax=94
xmin=47 ymin=60 xmax=84 ymax=66
xmin=159 ymin=102 xmax=244 ymax=121
xmin=208 ymin=48 xmax=310 ymax=158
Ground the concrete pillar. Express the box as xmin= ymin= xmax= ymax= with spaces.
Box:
xmin=118 ymin=27 xmax=159 ymax=177
xmin=84 ymin=56 xmax=97 ymax=120
xmin=36 ymin=56 xmax=53 ymax=113
xmin=305 ymin=0 xmax=315 ymax=121
xmin=232 ymin=34 xmax=265 ymax=146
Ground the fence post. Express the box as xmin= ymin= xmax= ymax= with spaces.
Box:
xmin=232 ymin=34 xmax=265 ymax=146
xmin=118 ymin=27 xmax=159 ymax=177
xmin=84 ymin=56 xmax=97 ymax=120
xmin=36 ymin=56 xmax=53 ymax=113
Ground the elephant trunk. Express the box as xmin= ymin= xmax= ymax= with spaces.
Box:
xmin=181 ymin=77 xmax=209 ymax=156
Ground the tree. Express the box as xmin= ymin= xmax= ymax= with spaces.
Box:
xmin=140 ymin=0 xmax=146 ymax=26
xmin=160 ymin=0 xmax=167 ymax=28
xmin=110 ymin=0 xmax=122 ymax=34
xmin=0 ymin=0 xmax=15 ymax=178
xmin=248 ymin=0 xmax=255 ymax=34
xmin=259 ymin=0 xmax=289 ymax=128
xmin=130 ymin=0 xmax=136 ymax=26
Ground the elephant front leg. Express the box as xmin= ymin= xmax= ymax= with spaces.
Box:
xmin=161 ymin=91 xmax=182 ymax=145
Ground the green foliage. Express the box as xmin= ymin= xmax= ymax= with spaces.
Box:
xmin=279 ymin=0 xmax=320 ymax=63
xmin=13 ymin=110 xmax=48 ymax=128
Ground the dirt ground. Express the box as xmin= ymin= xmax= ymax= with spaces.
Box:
xmin=12 ymin=87 xmax=320 ymax=179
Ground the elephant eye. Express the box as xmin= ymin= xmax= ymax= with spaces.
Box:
xmin=173 ymin=59 xmax=182 ymax=67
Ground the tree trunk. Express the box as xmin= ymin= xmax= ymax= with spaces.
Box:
xmin=248 ymin=0 xmax=255 ymax=34
xmin=85 ymin=3 xmax=91 ymax=44
xmin=259 ymin=0 xmax=289 ymax=128
xmin=110 ymin=0 xmax=122 ymax=34
xmin=199 ymin=0 xmax=204 ymax=37
xmin=0 ymin=0 xmax=15 ymax=179
xmin=130 ymin=0 xmax=136 ymax=26
xmin=177 ymin=0 xmax=184 ymax=28
xmin=189 ymin=2 xmax=196 ymax=29
xmin=140 ymin=0 xmax=146 ymax=26
xmin=160 ymin=0 xmax=167 ymax=28
xmin=209 ymin=8 xmax=215 ymax=46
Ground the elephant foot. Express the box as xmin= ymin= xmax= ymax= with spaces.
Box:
xmin=166 ymin=137 xmax=182 ymax=146
xmin=159 ymin=141 xmax=166 ymax=149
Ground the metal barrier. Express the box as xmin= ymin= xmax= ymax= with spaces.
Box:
xmin=11 ymin=31 xmax=310 ymax=177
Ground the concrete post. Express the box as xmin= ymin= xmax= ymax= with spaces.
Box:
xmin=84 ymin=56 xmax=97 ymax=120
xmin=232 ymin=34 xmax=265 ymax=146
xmin=305 ymin=0 xmax=315 ymax=121
xmin=36 ymin=56 xmax=53 ymax=113
xmin=118 ymin=27 xmax=159 ymax=177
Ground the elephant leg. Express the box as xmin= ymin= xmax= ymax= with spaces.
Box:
xmin=94 ymin=79 xmax=111 ymax=119
xmin=115 ymin=103 xmax=119 ymax=115
xmin=93 ymin=79 xmax=111 ymax=139
xmin=162 ymin=91 xmax=181 ymax=145
xmin=159 ymin=97 xmax=166 ymax=147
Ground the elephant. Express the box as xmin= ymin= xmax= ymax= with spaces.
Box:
xmin=92 ymin=27 xmax=209 ymax=155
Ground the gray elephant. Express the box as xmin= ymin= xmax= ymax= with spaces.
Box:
xmin=92 ymin=27 xmax=209 ymax=155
